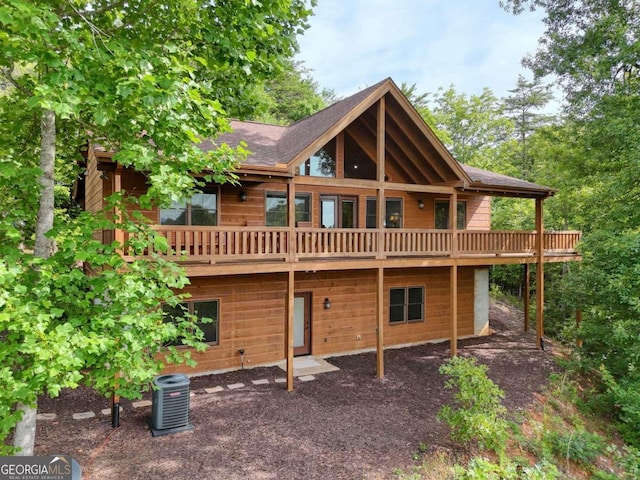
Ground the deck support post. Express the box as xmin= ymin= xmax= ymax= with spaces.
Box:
xmin=450 ymin=191 xmax=458 ymax=357
xmin=535 ymin=197 xmax=545 ymax=350
xmin=375 ymin=97 xmax=386 ymax=378
xmin=376 ymin=266 xmax=385 ymax=378
xmin=524 ymin=263 xmax=530 ymax=332
xmin=286 ymin=268 xmax=295 ymax=391
xmin=450 ymin=264 xmax=458 ymax=357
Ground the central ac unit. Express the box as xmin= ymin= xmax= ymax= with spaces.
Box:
xmin=150 ymin=374 xmax=193 ymax=436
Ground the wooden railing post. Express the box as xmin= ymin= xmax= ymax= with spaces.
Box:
xmin=287 ymin=180 xmax=296 ymax=263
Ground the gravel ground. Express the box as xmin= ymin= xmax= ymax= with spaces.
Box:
xmin=35 ymin=300 xmax=558 ymax=480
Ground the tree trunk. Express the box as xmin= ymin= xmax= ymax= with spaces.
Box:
xmin=13 ymin=109 xmax=56 ymax=456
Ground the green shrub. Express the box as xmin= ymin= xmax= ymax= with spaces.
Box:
xmin=546 ymin=429 xmax=605 ymax=464
xmin=437 ymin=356 xmax=509 ymax=457
xmin=453 ymin=457 xmax=560 ymax=480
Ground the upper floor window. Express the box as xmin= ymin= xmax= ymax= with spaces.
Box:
xmin=435 ymin=200 xmax=466 ymax=230
xmin=160 ymin=192 xmax=218 ymax=226
xmin=265 ymin=192 xmax=312 ymax=226
xmin=386 ymin=198 xmax=403 ymax=229
xmin=366 ymin=197 xmax=403 ymax=228
xmin=344 ymin=134 xmax=376 ymax=180
xmin=298 ymin=139 xmax=336 ymax=178
xmin=162 ymin=299 xmax=219 ymax=345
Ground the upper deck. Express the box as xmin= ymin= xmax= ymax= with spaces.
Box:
xmin=120 ymin=226 xmax=581 ymax=276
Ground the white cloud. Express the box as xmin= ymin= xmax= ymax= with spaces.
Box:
xmin=296 ymin=0 xmax=549 ymax=101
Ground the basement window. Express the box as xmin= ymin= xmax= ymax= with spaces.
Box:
xmin=162 ymin=300 xmax=219 ymax=345
xmin=389 ymin=286 xmax=424 ymax=324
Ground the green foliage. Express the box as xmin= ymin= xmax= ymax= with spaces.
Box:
xmin=424 ymin=86 xmax=517 ymax=172
xmin=503 ymin=74 xmax=555 ymax=181
xmin=0 ymin=0 xmax=313 ymax=453
xmin=545 ymin=429 xmax=606 ymax=465
xmin=437 ymin=356 xmax=510 ymax=457
xmin=254 ymin=59 xmax=328 ymax=124
xmin=453 ymin=457 xmax=560 ymax=480
xmin=0 ymin=211 xmax=216 ymax=453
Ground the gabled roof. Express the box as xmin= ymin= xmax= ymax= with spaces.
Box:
xmin=210 ymin=77 xmax=554 ymax=198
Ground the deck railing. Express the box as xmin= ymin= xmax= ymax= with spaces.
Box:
xmin=121 ymin=227 xmax=581 ymax=262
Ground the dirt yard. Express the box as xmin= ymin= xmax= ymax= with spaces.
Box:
xmin=35 ymin=301 xmax=558 ymax=479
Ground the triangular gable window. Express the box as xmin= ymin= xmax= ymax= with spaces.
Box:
xmin=298 ymin=139 xmax=336 ymax=177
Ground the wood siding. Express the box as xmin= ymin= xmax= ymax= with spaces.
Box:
xmin=85 ymin=150 xmax=105 ymax=214
xmin=162 ymin=267 xmax=477 ymax=374
xmin=114 ymin=169 xmax=492 ymax=230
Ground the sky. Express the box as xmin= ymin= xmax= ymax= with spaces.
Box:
xmin=296 ymin=0 xmax=547 ymax=102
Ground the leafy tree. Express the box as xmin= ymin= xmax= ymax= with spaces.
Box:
xmin=253 ymin=59 xmax=328 ymax=124
xmin=503 ymin=75 xmax=555 ymax=180
xmin=502 ymin=0 xmax=640 ymax=446
xmin=427 ymin=86 xmax=517 ymax=171
xmin=0 ymin=0 xmax=312 ymax=455
xmin=500 ymin=0 xmax=640 ymax=114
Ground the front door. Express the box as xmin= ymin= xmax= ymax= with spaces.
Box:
xmin=293 ymin=292 xmax=311 ymax=356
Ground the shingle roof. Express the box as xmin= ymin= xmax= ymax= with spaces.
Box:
xmin=462 ymin=164 xmax=554 ymax=196
xmin=199 ymin=121 xmax=287 ymax=167
xmin=206 ymin=78 xmax=554 ymax=197
xmin=208 ymin=79 xmax=388 ymax=169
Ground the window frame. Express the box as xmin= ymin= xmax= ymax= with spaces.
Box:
xmin=385 ymin=197 xmax=403 ymax=229
xmin=265 ymin=191 xmax=312 ymax=226
xmin=389 ymin=286 xmax=425 ymax=325
xmin=159 ymin=188 xmax=219 ymax=226
xmin=365 ymin=197 xmax=404 ymax=228
xmin=162 ymin=299 xmax=219 ymax=346
xmin=434 ymin=199 xmax=467 ymax=230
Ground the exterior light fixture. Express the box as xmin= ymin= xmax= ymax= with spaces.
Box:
xmin=324 ymin=298 xmax=331 ymax=310
xmin=239 ymin=191 xmax=248 ymax=202
xmin=418 ymin=199 xmax=425 ymax=209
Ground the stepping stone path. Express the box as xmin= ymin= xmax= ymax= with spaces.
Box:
xmin=40 ymin=373 xmax=317 ymax=420
xmin=36 ymin=413 xmax=57 ymax=421
xmin=72 ymin=411 xmax=95 ymax=420
xmin=101 ymin=407 xmax=123 ymax=416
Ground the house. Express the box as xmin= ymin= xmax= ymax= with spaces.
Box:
xmin=79 ymin=78 xmax=581 ymax=390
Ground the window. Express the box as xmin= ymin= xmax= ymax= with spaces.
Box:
xmin=160 ymin=192 xmax=217 ymax=226
xmin=385 ymin=198 xmax=403 ymax=228
xmin=265 ymin=192 xmax=311 ymax=226
xmin=389 ymin=287 xmax=424 ymax=324
xmin=344 ymin=134 xmax=377 ymax=180
xmin=320 ymin=195 xmax=357 ymax=228
xmin=298 ymin=139 xmax=336 ymax=177
xmin=366 ymin=197 xmax=404 ymax=228
xmin=162 ymin=300 xmax=219 ymax=345
xmin=366 ymin=197 xmax=377 ymax=229
xmin=434 ymin=200 xmax=466 ymax=230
